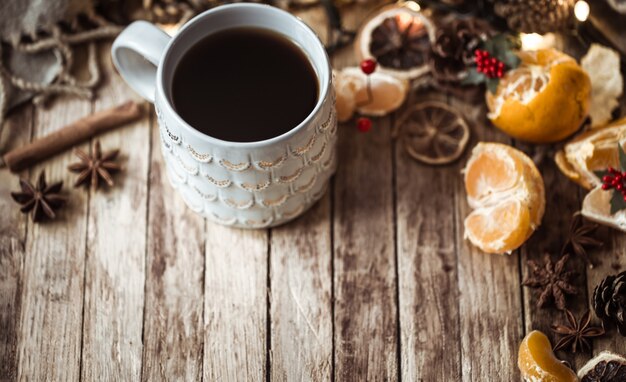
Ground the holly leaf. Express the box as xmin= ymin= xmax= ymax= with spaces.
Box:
xmin=610 ymin=190 xmax=626 ymax=214
xmin=461 ymin=69 xmax=487 ymax=85
xmin=486 ymin=77 xmax=499 ymax=94
xmin=500 ymin=49 xmax=521 ymax=70
xmin=595 ymin=169 xmax=609 ymax=179
xmin=619 ymin=143 xmax=626 ymax=171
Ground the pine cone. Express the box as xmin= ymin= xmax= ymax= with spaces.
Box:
xmin=491 ymin=0 xmax=575 ymax=34
xmin=429 ymin=17 xmax=491 ymax=83
xmin=593 ymin=271 xmax=626 ymax=336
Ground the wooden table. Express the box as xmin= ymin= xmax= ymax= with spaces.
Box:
xmin=1 ymin=3 xmax=625 ymax=381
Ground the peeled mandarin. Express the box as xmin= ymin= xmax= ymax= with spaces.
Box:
xmin=487 ymin=48 xmax=591 ymax=144
xmin=463 ymin=143 xmax=545 ymax=254
xmin=518 ymin=330 xmax=578 ymax=382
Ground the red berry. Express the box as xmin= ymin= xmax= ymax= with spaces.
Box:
xmin=360 ymin=59 xmax=377 ymax=75
xmin=356 ymin=117 xmax=372 ymax=132
xmin=609 ymin=167 xmax=617 ymax=173
xmin=617 ymin=184 xmax=623 ymax=191
xmin=603 ymin=175 xmax=613 ymax=183
xmin=603 ymin=184 xmax=611 ymax=190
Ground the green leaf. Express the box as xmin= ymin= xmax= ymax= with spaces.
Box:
xmin=619 ymin=143 xmax=626 ymax=171
xmin=461 ymin=69 xmax=486 ymax=85
xmin=610 ymin=190 xmax=626 ymax=215
xmin=595 ymin=169 xmax=609 ymax=179
xmin=480 ymin=38 xmax=495 ymax=54
xmin=486 ymin=78 xmax=499 ymax=94
xmin=500 ymin=50 xmax=521 ymax=69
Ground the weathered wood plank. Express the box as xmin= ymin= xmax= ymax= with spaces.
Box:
xmin=80 ymin=44 xmax=149 ymax=381
xmin=269 ymin=194 xmax=333 ymax=381
xmin=0 ymin=105 xmax=32 ymax=382
xmin=395 ymin=93 xmax=461 ymax=380
xmin=203 ymin=224 xmax=268 ymax=381
xmin=332 ymin=115 xmax=397 ymax=381
xmin=519 ymin=142 xmax=589 ymax=371
xmin=452 ymin=98 xmax=523 ymax=381
xmin=17 ymin=97 xmax=91 ymax=381
xmin=141 ymin=107 xmax=205 ymax=381
xmin=331 ymin=2 xmax=399 ymax=379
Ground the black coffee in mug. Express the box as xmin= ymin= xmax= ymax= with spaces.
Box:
xmin=171 ymin=27 xmax=319 ymax=142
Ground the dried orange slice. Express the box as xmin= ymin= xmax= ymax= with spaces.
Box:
xmin=463 ymin=143 xmax=545 ymax=254
xmin=398 ymin=101 xmax=469 ymax=165
xmin=518 ymin=330 xmax=578 ymax=382
xmin=355 ymin=4 xmax=435 ymax=80
xmin=578 ymin=351 xmax=626 ymax=381
xmin=555 ymin=117 xmax=626 ymax=190
xmin=334 ymin=67 xmax=409 ymax=121
xmin=487 ymin=48 xmax=591 ymax=143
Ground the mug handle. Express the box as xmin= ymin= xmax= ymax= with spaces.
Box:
xmin=111 ymin=21 xmax=171 ymax=103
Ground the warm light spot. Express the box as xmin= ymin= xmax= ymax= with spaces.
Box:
xmin=575 ymin=1 xmax=590 ymax=22
xmin=520 ymin=33 xmax=555 ymax=51
xmin=403 ymin=1 xmax=420 ymax=12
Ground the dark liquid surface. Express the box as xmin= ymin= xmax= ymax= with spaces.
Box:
xmin=171 ymin=27 xmax=319 ymax=142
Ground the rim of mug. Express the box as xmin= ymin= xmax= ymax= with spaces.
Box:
xmin=156 ymin=3 xmax=332 ymax=148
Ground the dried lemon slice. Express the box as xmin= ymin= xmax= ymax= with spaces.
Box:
xmin=398 ymin=101 xmax=470 ymax=165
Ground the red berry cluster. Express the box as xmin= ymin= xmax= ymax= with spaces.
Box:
xmin=474 ymin=49 xmax=505 ymax=79
xmin=602 ymin=167 xmax=626 ymax=201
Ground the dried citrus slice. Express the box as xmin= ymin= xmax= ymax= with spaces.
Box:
xmin=463 ymin=143 xmax=545 ymax=254
xmin=398 ymin=101 xmax=469 ymax=165
xmin=555 ymin=117 xmax=626 ymax=189
xmin=355 ymin=4 xmax=435 ymax=80
xmin=578 ymin=351 xmax=626 ymax=381
xmin=518 ymin=330 xmax=578 ymax=382
xmin=334 ymin=67 xmax=409 ymax=121
xmin=486 ymin=48 xmax=591 ymax=143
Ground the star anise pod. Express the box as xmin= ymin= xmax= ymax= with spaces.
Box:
xmin=68 ymin=140 xmax=121 ymax=190
xmin=561 ymin=213 xmax=603 ymax=268
xmin=10 ymin=171 xmax=66 ymax=222
xmin=551 ymin=310 xmax=605 ymax=353
xmin=522 ymin=254 xmax=578 ymax=310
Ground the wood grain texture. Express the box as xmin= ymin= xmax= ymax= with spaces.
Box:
xmin=203 ymin=224 xmax=268 ymax=381
xmin=519 ymin=142 xmax=590 ymax=371
xmin=17 ymin=96 xmax=91 ymax=381
xmin=269 ymin=194 xmax=333 ymax=382
xmin=0 ymin=106 xmax=32 ymax=382
xmin=80 ymin=44 xmax=149 ymax=381
xmin=330 ymin=3 xmax=399 ymax=380
xmin=141 ymin=110 xmax=205 ymax=381
xmin=395 ymin=92 xmax=461 ymax=381
xmin=333 ymin=116 xmax=398 ymax=381
xmin=452 ymin=98 xmax=523 ymax=381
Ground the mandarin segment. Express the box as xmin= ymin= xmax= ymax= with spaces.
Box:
xmin=518 ymin=330 xmax=578 ymax=382
xmin=463 ymin=143 xmax=545 ymax=254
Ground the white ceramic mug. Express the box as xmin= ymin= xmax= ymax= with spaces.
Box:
xmin=112 ymin=4 xmax=337 ymax=228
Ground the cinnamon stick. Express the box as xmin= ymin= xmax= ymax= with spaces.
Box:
xmin=1 ymin=101 xmax=144 ymax=172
